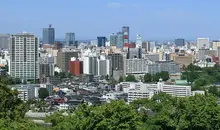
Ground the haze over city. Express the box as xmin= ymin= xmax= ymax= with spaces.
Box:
xmin=0 ymin=0 xmax=220 ymax=40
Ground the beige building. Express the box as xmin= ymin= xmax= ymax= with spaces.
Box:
xmin=172 ymin=54 xmax=194 ymax=67
xmin=212 ymin=41 xmax=220 ymax=50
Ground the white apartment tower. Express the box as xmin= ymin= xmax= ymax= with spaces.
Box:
xmin=197 ymin=38 xmax=209 ymax=49
xmin=9 ymin=33 xmax=39 ymax=80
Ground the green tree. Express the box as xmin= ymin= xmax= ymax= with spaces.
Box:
xmin=159 ymin=71 xmax=169 ymax=81
xmin=118 ymin=75 xmax=124 ymax=83
xmin=126 ymin=75 xmax=136 ymax=82
xmin=46 ymin=101 xmax=141 ymax=130
xmin=144 ymin=73 xmax=152 ymax=83
xmin=105 ymin=74 xmax=109 ymax=80
xmin=38 ymin=88 xmax=49 ymax=99
xmin=208 ymin=86 xmax=220 ymax=97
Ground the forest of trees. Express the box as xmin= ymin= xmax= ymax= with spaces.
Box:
xmin=182 ymin=64 xmax=220 ymax=90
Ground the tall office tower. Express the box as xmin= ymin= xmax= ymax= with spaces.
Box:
xmin=97 ymin=37 xmax=106 ymax=47
xmin=57 ymin=48 xmax=79 ymax=72
xmin=0 ymin=34 xmax=10 ymax=50
xmin=110 ymin=33 xmax=117 ymax=46
xmin=108 ymin=53 xmax=123 ymax=71
xmin=122 ymin=26 xmax=129 ymax=47
xmin=197 ymin=38 xmax=209 ymax=49
xmin=136 ymin=34 xmax=143 ymax=48
xmin=175 ymin=38 xmax=185 ymax=46
xmin=65 ymin=33 xmax=75 ymax=46
xmin=43 ymin=24 xmax=55 ymax=45
xmin=9 ymin=32 xmax=39 ymax=80
xmin=116 ymin=32 xmax=123 ymax=48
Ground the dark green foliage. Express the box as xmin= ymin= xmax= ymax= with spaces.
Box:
xmin=46 ymin=101 xmax=141 ymax=130
xmin=208 ymin=86 xmax=220 ymax=97
xmin=144 ymin=73 xmax=151 ymax=82
xmin=118 ymin=75 xmax=124 ymax=82
xmin=143 ymin=71 xmax=169 ymax=83
xmin=38 ymin=88 xmax=49 ymax=99
xmin=126 ymin=75 xmax=137 ymax=82
xmin=0 ymin=80 xmax=45 ymax=129
xmin=182 ymin=64 xmax=220 ymax=90
xmin=45 ymin=93 xmax=220 ymax=130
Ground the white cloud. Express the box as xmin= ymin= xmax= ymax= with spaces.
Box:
xmin=107 ymin=2 xmax=122 ymax=8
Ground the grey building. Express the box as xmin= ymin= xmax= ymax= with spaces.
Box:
xmin=108 ymin=53 xmax=124 ymax=72
xmin=0 ymin=34 xmax=10 ymax=50
xmin=89 ymin=57 xmax=98 ymax=75
xmin=65 ymin=33 xmax=75 ymax=46
xmin=43 ymin=24 xmax=55 ymax=45
xmin=127 ymin=48 xmax=142 ymax=59
xmin=125 ymin=59 xmax=180 ymax=74
xmin=116 ymin=32 xmax=123 ymax=48
xmin=98 ymin=58 xmax=111 ymax=76
xmin=156 ymin=61 xmax=180 ymax=74
xmin=175 ymin=39 xmax=185 ymax=46
xmin=126 ymin=58 xmax=152 ymax=74
xmin=198 ymin=49 xmax=217 ymax=60
xmin=57 ymin=48 xmax=79 ymax=72
xmin=9 ymin=33 xmax=39 ymax=80
xmin=110 ymin=33 xmax=117 ymax=46
xmin=144 ymin=53 xmax=160 ymax=61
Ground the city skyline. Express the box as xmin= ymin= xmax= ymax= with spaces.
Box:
xmin=0 ymin=0 xmax=220 ymax=40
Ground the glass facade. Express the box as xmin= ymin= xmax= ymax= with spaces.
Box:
xmin=42 ymin=25 xmax=55 ymax=45
xmin=65 ymin=33 xmax=75 ymax=46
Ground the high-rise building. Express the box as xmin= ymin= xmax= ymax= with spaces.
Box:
xmin=175 ymin=38 xmax=185 ymax=46
xmin=110 ymin=33 xmax=117 ymax=46
xmin=65 ymin=33 xmax=75 ymax=46
xmin=97 ymin=37 xmax=106 ymax=47
xmin=0 ymin=34 xmax=10 ymax=50
xmin=43 ymin=24 xmax=55 ymax=45
xmin=122 ymin=26 xmax=129 ymax=47
xmin=57 ymin=48 xmax=79 ymax=72
xmin=136 ymin=35 xmax=143 ymax=48
xmin=9 ymin=32 xmax=39 ymax=80
xmin=39 ymin=56 xmax=54 ymax=83
xmin=83 ymin=56 xmax=98 ymax=75
xmin=197 ymin=38 xmax=209 ymax=49
xmin=108 ymin=53 xmax=123 ymax=71
xmin=116 ymin=32 xmax=123 ymax=48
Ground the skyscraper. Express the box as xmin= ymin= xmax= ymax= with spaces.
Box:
xmin=0 ymin=34 xmax=10 ymax=50
xmin=110 ymin=33 xmax=117 ymax=46
xmin=122 ymin=26 xmax=129 ymax=47
xmin=175 ymin=38 xmax=185 ymax=46
xmin=65 ymin=33 xmax=75 ymax=46
xmin=116 ymin=32 xmax=123 ymax=48
xmin=97 ymin=37 xmax=106 ymax=47
xmin=43 ymin=24 xmax=55 ymax=45
xmin=9 ymin=32 xmax=39 ymax=80
xmin=136 ymin=34 xmax=143 ymax=48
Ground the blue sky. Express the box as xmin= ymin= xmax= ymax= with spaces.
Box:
xmin=0 ymin=0 xmax=219 ymax=40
